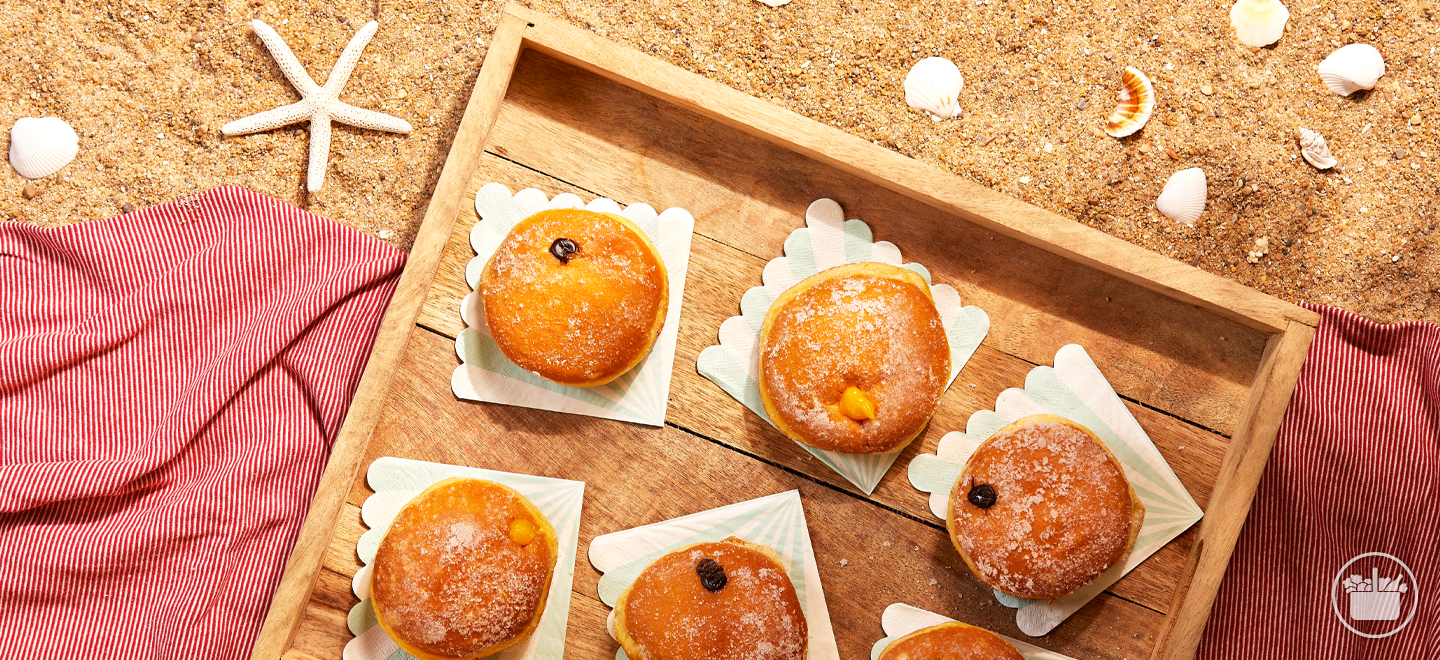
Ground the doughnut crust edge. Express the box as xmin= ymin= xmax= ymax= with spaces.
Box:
xmin=480 ymin=208 xmax=669 ymax=387
xmin=945 ymin=414 xmax=1145 ymax=600
xmin=371 ymin=477 xmax=559 ymax=660
xmin=878 ymin=621 xmax=1025 ymax=660
xmin=614 ymin=536 xmax=808 ymax=660
xmin=757 ymin=262 xmax=951 ymax=454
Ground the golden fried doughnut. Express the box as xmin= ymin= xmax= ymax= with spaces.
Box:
xmin=878 ymin=622 xmax=1024 ymax=660
xmin=615 ymin=537 xmax=807 ymax=660
xmin=946 ymin=414 xmax=1145 ymax=600
xmin=758 ymin=262 xmax=950 ymax=454
xmin=371 ymin=478 xmax=559 ymax=660
xmin=481 ymin=208 xmax=668 ymax=387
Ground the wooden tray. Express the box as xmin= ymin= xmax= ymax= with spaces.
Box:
xmin=253 ymin=6 xmax=1318 ymax=660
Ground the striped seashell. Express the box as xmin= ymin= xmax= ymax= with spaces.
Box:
xmin=1317 ymin=44 xmax=1385 ymax=96
xmin=1155 ymin=168 xmax=1207 ymax=226
xmin=9 ymin=117 xmax=79 ymax=179
xmin=1296 ymin=127 xmax=1338 ymax=169
xmin=1229 ymin=0 xmax=1289 ymax=47
xmin=1105 ymin=67 xmax=1155 ymax=138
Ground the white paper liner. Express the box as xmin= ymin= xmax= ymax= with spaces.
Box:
xmin=588 ymin=490 xmax=839 ymax=660
xmin=906 ymin=344 xmax=1204 ymax=636
xmin=454 ymin=184 xmax=696 ymax=426
xmin=869 ymin=603 xmax=1078 ymax=660
xmin=343 ymin=457 xmax=586 ymax=660
xmin=696 ymin=198 xmax=990 ymax=494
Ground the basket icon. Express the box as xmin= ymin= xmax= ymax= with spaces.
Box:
xmin=1343 ymin=568 xmax=1406 ymax=622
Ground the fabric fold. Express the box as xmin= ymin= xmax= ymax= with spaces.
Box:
xmin=0 ymin=186 xmax=405 ymax=659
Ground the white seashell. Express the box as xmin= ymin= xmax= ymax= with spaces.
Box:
xmin=1317 ymin=44 xmax=1385 ymax=96
xmin=9 ymin=117 xmax=79 ymax=179
xmin=1155 ymin=168 xmax=1207 ymax=226
xmin=1105 ymin=67 xmax=1156 ymax=138
xmin=1296 ymin=127 xmax=1338 ymax=169
xmin=1229 ymin=0 xmax=1289 ymax=48
xmin=904 ymin=57 xmax=964 ymax=121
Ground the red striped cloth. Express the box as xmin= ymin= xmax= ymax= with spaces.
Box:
xmin=1199 ymin=304 xmax=1438 ymax=659
xmin=0 ymin=186 xmax=404 ymax=658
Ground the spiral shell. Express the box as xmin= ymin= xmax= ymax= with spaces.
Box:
xmin=1155 ymin=168 xmax=1207 ymax=226
xmin=904 ymin=57 xmax=964 ymax=121
xmin=8 ymin=117 xmax=79 ymax=180
xmin=1104 ymin=67 xmax=1155 ymax=138
xmin=1296 ymin=127 xmax=1338 ymax=170
xmin=1229 ymin=0 xmax=1289 ymax=47
xmin=1317 ymin=44 xmax=1385 ymax=96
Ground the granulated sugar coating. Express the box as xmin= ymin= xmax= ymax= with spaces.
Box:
xmin=2 ymin=1 xmax=1434 ymax=321
xmin=482 ymin=208 xmax=667 ymax=385
xmin=948 ymin=417 xmax=1137 ymax=600
xmin=370 ymin=479 xmax=556 ymax=658
xmin=618 ymin=538 xmax=807 ymax=660
xmin=759 ymin=265 xmax=950 ymax=454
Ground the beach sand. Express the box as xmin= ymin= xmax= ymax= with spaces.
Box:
xmin=1 ymin=0 xmax=1434 ymax=322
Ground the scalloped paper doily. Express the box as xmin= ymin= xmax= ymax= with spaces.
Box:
xmin=342 ymin=458 xmax=586 ymax=660
xmin=588 ymin=491 xmax=839 ymax=660
xmin=453 ymin=184 xmax=695 ymax=426
xmin=696 ymin=198 xmax=990 ymax=494
xmin=870 ymin=603 xmax=1078 ymax=660
xmin=907 ymin=344 xmax=1203 ymax=636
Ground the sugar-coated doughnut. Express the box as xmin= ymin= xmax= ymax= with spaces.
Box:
xmin=758 ymin=262 xmax=950 ymax=454
xmin=878 ymin=622 xmax=1024 ymax=660
xmin=481 ymin=208 xmax=668 ymax=387
xmin=946 ymin=414 xmax=1145 ymax=600
xmin=371 ymin=478 xmax=559 ymax=660
xmin=615 ymin=537 xmax=807 ymax=660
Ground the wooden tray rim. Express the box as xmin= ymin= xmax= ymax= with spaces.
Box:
xmin=253 ymin=7 xmax=1317 ymax=660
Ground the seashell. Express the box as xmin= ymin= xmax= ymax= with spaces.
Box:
xmin=904 ymin=57 xmax=964 ymax=121
xmin=1104 ymin=67 xmax=1155 ymax=138
xmin=1229 ymin=0 xmax=1289 ymax=48
xmin=9 ymin=117 xmax=79 ymax=180
xmin=1296 ymin=127 xmax=1338 ymax=169
xmin=1155 ymin=167 xmax=1207 ymax=226
xmin=1317 ymin=44 xmax=1385 ymax=96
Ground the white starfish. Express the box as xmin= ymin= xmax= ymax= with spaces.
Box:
xmin=222 ymin=19 xmax=411 ymax=192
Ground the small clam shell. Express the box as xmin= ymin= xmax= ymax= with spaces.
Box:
xmin=1105 ymin=67 xmax=1155 ymax=138
xmin=1317 ymin=44 xmax=1385 ymax=96
xmin=1155 ymin=167 xmax=1207 ymax=226
xmin=904 ymin=57 xmax=964 ymax=121
xmin=1296 ymin=127 xmax=1338 ymax=170
xmin=9 ymin=117 xmax=79 ymax=180
xmin=1229 ymin=0 xmax=1289 ymax=47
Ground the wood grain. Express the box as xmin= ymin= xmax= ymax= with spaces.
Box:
xmin=264 ymin=8 xmax=1317 ymax=660
xmin=413 ymin=153 xmax=1231 ymax=614
xmin=1151 ymin=320 xmax=1316 ymax=660
xmin=479 ymin=48 xmax=1271 ymax=437
xmin=248 ymin=14 xmax=532 ymax=660
xmin=505 ymin=5 xmax=1318 ymax=336
xmin=287 ymin=326 xmax=1166 ymax=660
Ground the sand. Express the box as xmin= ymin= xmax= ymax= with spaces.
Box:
xmin=1 ymin=0 xmax=1434 ymax=323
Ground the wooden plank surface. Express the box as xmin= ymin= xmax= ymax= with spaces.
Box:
xmin=504 ymin=4 xmax=1318 ymax=336
xmin=288 ymin=326 xmax=1166 ymax=660
xmin=1152 ymin=320 xmax=1316 ymax=660
xmin=271 ymin=8 xmax=1318 ymax=660
xmin=415 ymin=151 xmax=1230 ymax=615
xmin=249 ymin=13 xmax=532 ymax=660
